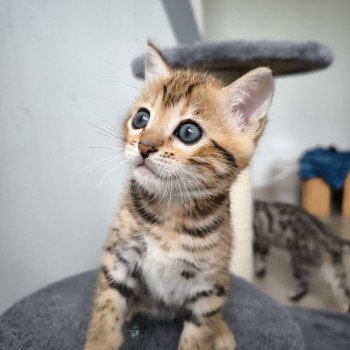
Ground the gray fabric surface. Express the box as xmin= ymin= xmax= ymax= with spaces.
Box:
xmin=131 ymin=40 xmax=333 ymax=80
xmin=289 ymin=306 xmax=350 ymax=350
xmin=0 ymin=271 xmax=306 ymax=350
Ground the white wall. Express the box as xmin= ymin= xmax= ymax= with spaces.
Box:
xmin=203 ymin=0 xmax=350 ymax=187
xmin=0 ymin=0 xmax=176 ymax=313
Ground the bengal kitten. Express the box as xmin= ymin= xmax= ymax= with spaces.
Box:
xmin=85 ymin=43 xmax=274 ymax=350
xmin=254 ymin=200 xmax=350 ymax=311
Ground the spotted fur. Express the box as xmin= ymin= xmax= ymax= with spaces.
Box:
xmin=85 ymin=43 xmax=273 ymax=350
xmin=254 ymin=200 xmax=350 ymax=310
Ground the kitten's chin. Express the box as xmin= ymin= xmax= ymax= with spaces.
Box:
xmin=134 ymin=163 xmax=158 ymax=178
xmin=132 ymin=165 xmax=165 ymax=194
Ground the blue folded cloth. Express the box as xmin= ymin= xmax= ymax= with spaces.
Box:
xmin=300 ymin=147 xmax=350 ymax=190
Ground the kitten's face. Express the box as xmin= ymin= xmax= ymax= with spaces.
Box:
xmin=123 ymin=45 xmax=273 ymax=197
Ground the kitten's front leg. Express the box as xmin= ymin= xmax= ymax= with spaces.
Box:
xmin=253 ymin=240 xmax=270 ymax=278
xmin=179 ymin=289 xmax=236 ymax=350
xmin=179 ymin=319 xmax=213 ymax=350
xmin=85 ymin=271 xmax=126 ymax=350
xmin=289 ymin=254 xmax=309 ymax=302
xmin=179 ymin=313 xmax=235 ymax=350
xmin=85 ymin=249 xmax=135 ymax=350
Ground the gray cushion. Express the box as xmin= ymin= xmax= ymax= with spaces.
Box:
xmin=132 ymin=40 xmax=333 ymax=81
xmin=0 ymin=271 xmax=305 ymax=350
xmin=289 ymin=306 xmax=350 ymax=350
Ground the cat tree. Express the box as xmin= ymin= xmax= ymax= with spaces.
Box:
xmin=132 ymin=39 xmax=333 ymax=281
xmin=2 ymin=39 xmax=349 ymax=350
xmin=2 ymin=1 xmax=349 ymax=347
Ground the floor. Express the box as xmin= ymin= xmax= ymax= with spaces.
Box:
xmin=252 ymin=215 xmax=350 ymax=312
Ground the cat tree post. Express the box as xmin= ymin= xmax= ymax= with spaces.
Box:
xmin=132 ymin=40 xmax=332 ymax=281
xmin=229 ymin=167 xmax=254 ymax=279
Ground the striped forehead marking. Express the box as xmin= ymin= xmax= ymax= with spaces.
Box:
xmin=162 ymin=78 xmax=203 ymax=108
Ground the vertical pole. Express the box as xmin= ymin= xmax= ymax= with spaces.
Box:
xmin=161 ymin=0 xmax=201 ymax=44
xmin=229 ymin=167 xmax=253 ymax=281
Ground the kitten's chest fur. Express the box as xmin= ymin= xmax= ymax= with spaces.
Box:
xmin=123 ymin=233 xmax=211 ymax=305
xmin=141 ymin=239 xmax=210 ymax=304
xmin=108 ymin=186 xmax=232 ymax=310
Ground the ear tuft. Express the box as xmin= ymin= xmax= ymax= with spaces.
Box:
xmin=223 ymin=67 xmax=274 ymax=135
xmin=145 ymin=41 xmax=170 ymax=82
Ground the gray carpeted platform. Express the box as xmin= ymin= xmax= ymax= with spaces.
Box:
xmin=1 ymin=271 xmax=349 ymax=349
xmin=288 ymin=306 xmax=350 ymax=350
xmin=132 ymin=40 xmax=333 ymax=81
xmin=0 ymin=271 xmax=306 ymax=350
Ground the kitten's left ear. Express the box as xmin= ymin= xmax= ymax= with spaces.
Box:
xmin=145 ymin=42 xmax=171 ymax=82
xmin=222 ymin=67 xmax=274 ymax=138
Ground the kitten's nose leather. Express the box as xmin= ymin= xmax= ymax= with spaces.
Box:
xmin=138 ymin=141 xmax=158 ymax=159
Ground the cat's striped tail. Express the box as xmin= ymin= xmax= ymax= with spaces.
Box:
xmin=306 ymin=211 xmax=350 ymax=254
xmin=320 ymin=226 xmax=350 ymax=254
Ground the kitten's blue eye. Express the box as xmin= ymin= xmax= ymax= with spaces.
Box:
xmin=132 ymin=109 xmax=150 ymax=129
xmin=176 ymin=122 xmax=202 ymax=144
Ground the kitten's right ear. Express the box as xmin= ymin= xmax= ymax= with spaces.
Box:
xmin=221 ymin=67 xmax=274 ymax=138
xmin=145 ymin=42 xmax=171 ymax=82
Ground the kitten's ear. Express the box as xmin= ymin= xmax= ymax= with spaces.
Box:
xmin=222 ymin=67 xmax=274 ymax=137
xmin=145 ymin=42 xmax=171 ymax=82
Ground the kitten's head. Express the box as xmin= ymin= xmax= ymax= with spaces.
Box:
xmin=123 ymin=43 xmax=273 ymax=197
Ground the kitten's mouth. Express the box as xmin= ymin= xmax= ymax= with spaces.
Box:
xmin=136 ymin=162 xmax=160 ymax=178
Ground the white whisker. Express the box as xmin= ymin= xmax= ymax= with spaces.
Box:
xmin=81 ymin=144 xmax=123 ymax=150
xmin=89 ymin=122 xmax=120 ymax=140
xmin=96 ymin=114 xmax=124 ymax=138
xmin=82 ymin=155 xmax=124 ymax=171
xmin=97 ymin=159 xmax=129 ymax=187
xmin=95 ymin=131 xmax=118 ymax=139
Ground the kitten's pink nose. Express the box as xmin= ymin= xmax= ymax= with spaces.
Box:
xmin=138 ymin=141 xmax=158 ymax=159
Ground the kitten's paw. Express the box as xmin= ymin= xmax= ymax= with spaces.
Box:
xmin=84 ymin=331 xmax=123 ymax=350
xmin=178 ymin=332 xmax=213 ymax=350
xmin=288 ymin=289 xmax=308 ymax=302
xmin=85 ymin=341 xmax=121 ymax=350
xmin=214 ymin=332 xmax=236 ymax=350
xmin=85 ymin=343 xmax=117 ymax=350
xmin=178 ymin=340 xmax=212 ymax=350
xmin=214 ymin=319 xmax=236 ymax=350
xmin=255 ymin=267 xmax=266 ymax=278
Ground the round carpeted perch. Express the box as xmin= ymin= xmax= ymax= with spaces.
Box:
xmin=132 ymin=40 xmax=333 ymax=82
xmin=1 ymin=271 xmax=349 ymax=350
xmin=0 ymin=271 xmax=306 ymax=350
